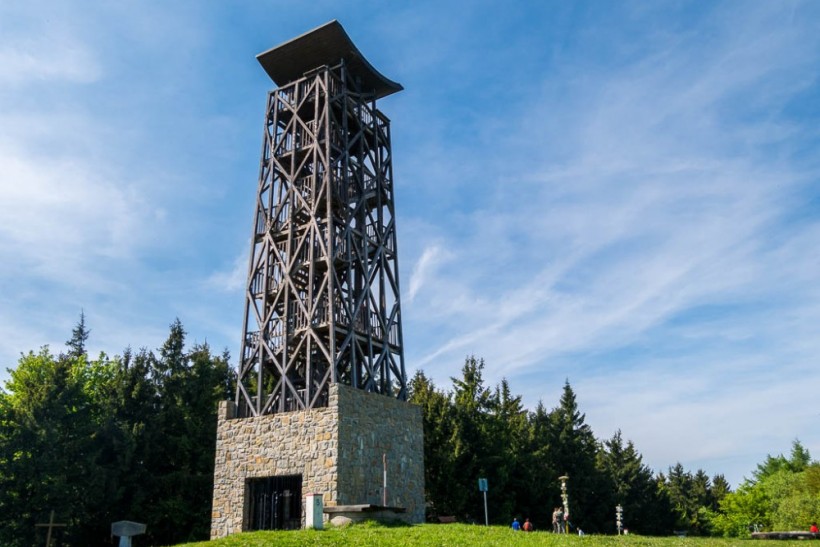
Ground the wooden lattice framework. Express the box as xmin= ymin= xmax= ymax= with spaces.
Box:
xmin=236 ymin=22 xmax=406 ymax=417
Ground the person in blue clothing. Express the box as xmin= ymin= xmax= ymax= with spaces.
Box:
xmin=512 ymin=517 xmax=521 ymax=531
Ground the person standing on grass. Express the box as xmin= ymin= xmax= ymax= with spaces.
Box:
xmin=523 ymin=518 xmax=533 ymax=531
xmin=512 ymin=517 xmax=521 ymax=531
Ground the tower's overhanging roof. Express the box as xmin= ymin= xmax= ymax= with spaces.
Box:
xmin=257 ymin=20 xmax=403 ymax=100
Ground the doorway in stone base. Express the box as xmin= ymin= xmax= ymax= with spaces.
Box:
xmin=246 ymin=475 xmax=303 ymax=530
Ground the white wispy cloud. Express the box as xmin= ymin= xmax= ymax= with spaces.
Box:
xmin=411 ymin=1 xmax=819 ymax=365
xmin=0 ymin=31 xmax=100 ymax=86
xmin=407 ymin=244 xmax=449 ymax=303
xmin=401 ymin=2 xmax=820 ymax=484
xmin=0 ymin=2 xmax=209 ymax=367
xmin=207 ymin=251 xmax=250 ymax=293
xmin=0 ymin=0 xmax=817 ymax=488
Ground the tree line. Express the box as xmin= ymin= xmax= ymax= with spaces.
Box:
xmin=0 ymin=316 xmax=234 ymax=546
xmin=1 ymin=318 xmax=816 ymax=544
xmin=410 ymin=356 xmax=722 ymax=533
xmin=409 ymin=356 xmax=819 ymax=536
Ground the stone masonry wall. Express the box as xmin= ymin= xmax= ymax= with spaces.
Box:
xmin=336 ymin=385 xmax=425 ymax=523
xmin=210 ymin=393 xmax=340 ymax=539
xmin=210 ymin=384 xmax=425 ymax=539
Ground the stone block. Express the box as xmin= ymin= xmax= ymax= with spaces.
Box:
xmin=210 ymin=384 xmax=424 ymax=539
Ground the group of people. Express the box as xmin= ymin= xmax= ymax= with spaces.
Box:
xmin=551 ymin=506 xmax=568 ymax=533
xmin=510 ymin=517 xmax=534 ymax=531
xmin=511 ymin=507 xmax=569 ymax=533
xmin=511 ymin=516 xmax=818 ymax=535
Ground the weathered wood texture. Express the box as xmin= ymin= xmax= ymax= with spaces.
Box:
xmin=256 ymin=20 xmax=402 ymax=100
xmin=236 ymin=58 xmax=406 ymax=417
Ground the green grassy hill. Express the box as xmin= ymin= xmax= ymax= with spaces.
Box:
xmin=173 ymin=523 xmax=812 ymax=546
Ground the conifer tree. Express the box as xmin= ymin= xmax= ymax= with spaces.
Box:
xmin=710 ymin=474 xmax=731 ymax=507
xmin=143 ymin=320 xmax=205 ymax=543
xmin=487 ymin=379 xmax=529 ymax=522
xmin=548 ymin=381 xmax=607 ymax=532
xmin=449 ymin=356 xmax=494 ymax=520
xmin=409 ymin=370 xmax=457 ymax=517
xmin=526 ymin=401 xmax=559 ymax=526
xmin=596 ymin=430 xmax=670 ymax=533
xmin=65 ymin=310 xmax=90 ymax=358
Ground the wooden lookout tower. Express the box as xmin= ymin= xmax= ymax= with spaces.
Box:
xmin=211 ymin=21 xmax=424 ymax=538
xmin=238 ymin=20 xmax=407 ymax=417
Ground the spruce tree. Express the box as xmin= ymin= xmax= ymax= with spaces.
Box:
xmin=527 ymin=401 xmax=558 ymax=527
xmin=65 ymin=310 xmax=90 ymax=358
xmin=488 ymin=379 xmax=529 ymax=523
xmin=710 ymin=474 xmax=732 ymax=507
xmin=450 ymin=356 xmax=494 ymax=521
xmin=409 ymin=370 xmax=457 ymax=518
xmin=548 ymin=381 xmax=607 ymax=532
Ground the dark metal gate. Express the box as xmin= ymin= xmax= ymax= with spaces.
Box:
xmin=246 ymin=475 xmax=302 ymax=530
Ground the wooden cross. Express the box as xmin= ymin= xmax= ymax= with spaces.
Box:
xmin=35 ymin=510 xmax=66 ymax=547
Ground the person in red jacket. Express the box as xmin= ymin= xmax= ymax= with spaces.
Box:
xmin=523 ymin=518 xmax=533 ymax=531
xmin=810 ymin=522 xmax=818 ymax=533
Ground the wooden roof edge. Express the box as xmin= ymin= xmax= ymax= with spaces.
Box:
xmin=256 ymin=20 xmax=403 ymax=99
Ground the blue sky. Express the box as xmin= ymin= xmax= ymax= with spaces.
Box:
xmin=1 ymin=0 xmax=819 ymax=488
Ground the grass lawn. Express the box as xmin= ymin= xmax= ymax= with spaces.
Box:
xmin=172 ymin=522 xmax=814 ymax=546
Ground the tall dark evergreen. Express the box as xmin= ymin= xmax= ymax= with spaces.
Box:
xmin=664 ymin=462 xmax=693 ymax=531
xmin=660 ymin=462 xmax=719 ymax=535
xmin=449 ymin=356 xmax=495 ymax=522
xmin=409 ymin=371 xmax=457 ymax=517
xmin=525 ymin=401 xmax=559 ymax=526
xmin=547 ymin=381 xmax=608 ymax=532
xmin=140 ymin=320 xmax=232 ymax=545
xmin=596 ymin=430 xmax=673 ymax=534
xmin=488 ymin=379 xmax=529 ymax=522
xmin=65 ymin=310 xmax=91 ymax=358
xmin=710 ymin=474 xmax=731 ymax=506
xmin=690 ymin=469 xmax=714 ymax=534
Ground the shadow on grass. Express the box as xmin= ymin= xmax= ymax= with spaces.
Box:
xmin=329 ymin=519 xmax=415 ymax=530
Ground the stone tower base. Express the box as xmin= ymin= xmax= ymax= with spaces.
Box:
xmin=210 ymin=384 xmax=425 ymax=539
